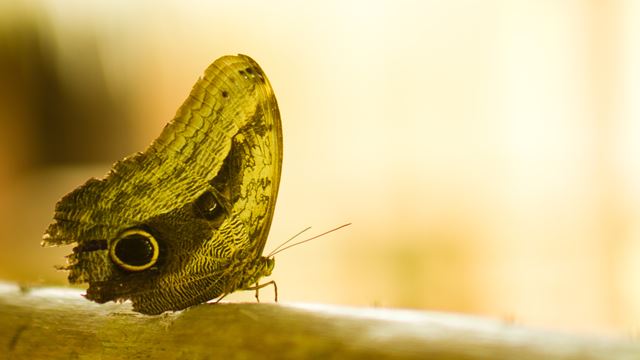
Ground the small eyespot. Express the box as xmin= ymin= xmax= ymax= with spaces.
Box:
xmin=109 ymin=229 xmax=159 ymax=271
xmin=193 ymin=190 xmax=227 ymax=226
xmin=221 ymin=90 xmax=229 ymax=98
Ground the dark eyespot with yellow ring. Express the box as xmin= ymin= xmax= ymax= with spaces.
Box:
xmin=109 ymin=229 xmax=159 ymax=271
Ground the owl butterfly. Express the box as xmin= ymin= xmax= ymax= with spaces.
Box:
xmin=42 ymin=54 xmax=282 ymax=315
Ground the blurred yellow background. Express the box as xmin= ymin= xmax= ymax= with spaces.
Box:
xmin=1 ymin=0 xmax=639 ymax=336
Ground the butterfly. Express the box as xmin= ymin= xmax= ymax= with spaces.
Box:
xmin=42 ymin=54 xmax=282 ymax=315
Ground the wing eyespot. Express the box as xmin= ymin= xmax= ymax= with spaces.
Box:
xmin=193 ymin=190 xmax=227 ymax=227
xmin=109 ymin=229 xmax=159 ymax=271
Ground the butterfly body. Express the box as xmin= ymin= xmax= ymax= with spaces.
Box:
xmin=43 ymin=55 xmax=282 ymax=315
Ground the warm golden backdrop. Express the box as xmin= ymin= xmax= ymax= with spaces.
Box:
xmin=0 ymin=0 xmax=638 ymax=336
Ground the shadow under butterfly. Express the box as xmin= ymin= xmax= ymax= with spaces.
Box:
xmin=42 ymin=54 xmax=285 ymax=315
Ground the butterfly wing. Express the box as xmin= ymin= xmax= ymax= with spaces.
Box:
xmin=43 ymin=54 xmax=282 ymax=314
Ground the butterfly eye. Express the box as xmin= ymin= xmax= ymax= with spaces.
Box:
xmin=109 ymin=229 xmax=159 ymax=271
xmin=193 ymin=190 xmax=227 ymax=226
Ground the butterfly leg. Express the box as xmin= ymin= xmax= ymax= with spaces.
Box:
xmin=213 ymin=292 xmax=229 ymax=304
xmin=246 ymin=280 xmax=278 ymax=303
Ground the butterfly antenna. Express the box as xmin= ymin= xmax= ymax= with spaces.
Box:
xmin=268 ymin=223 xmax=351 ymax=257
xmin=267 ymin=226 xmax=312 ymax=257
